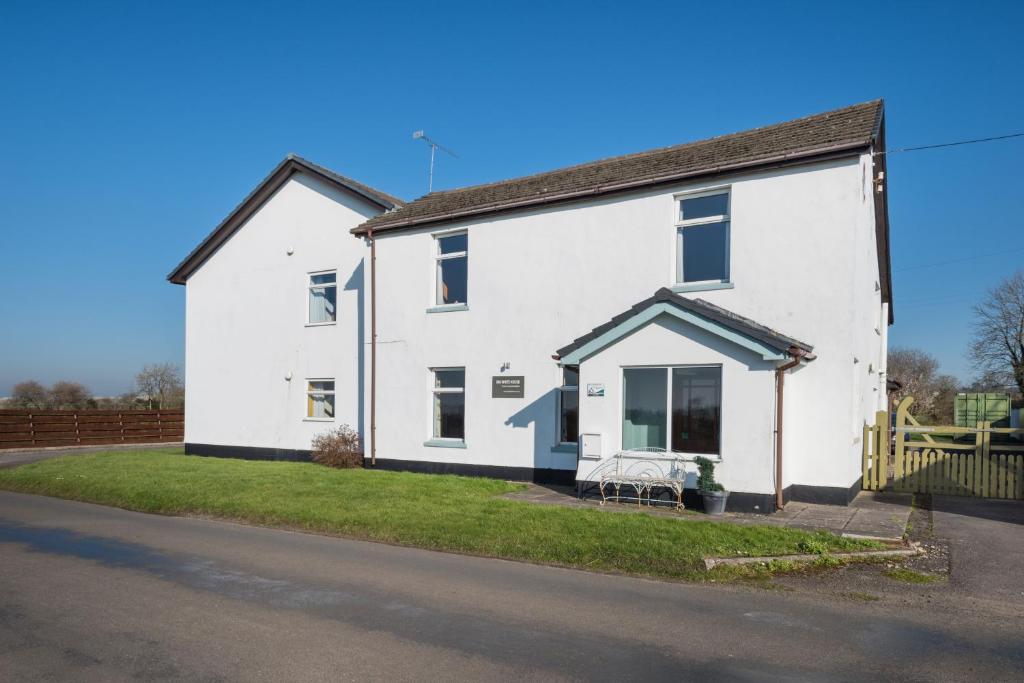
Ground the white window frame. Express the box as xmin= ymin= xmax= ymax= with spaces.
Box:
xmin=430 ymin=366 xmax=466 ymax=441
xmin=620 ymin=364 xmax=723 ymax=460
xmin=305 ymin=378 xmax=336 ymax=421
xmin=307 ymin=269 xmax=338 ymax=326
xmin=557 ymin=366 xmax=579 ymax=446
xmin=674 ymin=188 xmax=731 ymax=286
xmin=432 ymin=230 xmax=468 ymax=308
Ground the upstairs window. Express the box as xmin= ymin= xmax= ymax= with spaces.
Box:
xmin=306 ymin=379 xmax=335 ymax=419
xmin=308 ymin=271 xmax=337 ymax=324
xmin=676 ymin=190 xmax=730 ymax=284
xmin=558 ymin=366 xmax=579 ymax=444
xmin=431 ymin=368 xmax=465 ymax=440
xmin=434 ymin=232 xmax=467 ymax=306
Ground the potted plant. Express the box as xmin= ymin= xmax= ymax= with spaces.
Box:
xmin=693 ymin=456 xmax=729 ymax=515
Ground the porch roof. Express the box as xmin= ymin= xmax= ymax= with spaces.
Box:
xmin=554 ymin=288 xmax=814 ymax=364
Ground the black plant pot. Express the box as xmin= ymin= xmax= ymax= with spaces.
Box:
xmin=701 ymin=490 xmax=729 ymax=515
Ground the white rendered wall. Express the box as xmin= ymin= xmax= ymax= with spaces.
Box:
xmin=574 ymin=315 xmax=777 ymax=495
xmin=184 ymin=173 xmax=379 ymax=451
xmin=371 ymin=155 xmax=888 ymax=490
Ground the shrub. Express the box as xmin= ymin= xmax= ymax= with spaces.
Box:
xmin=311 ymin=425 xmax=363 ymax=469
xmin=693 ymin=456 xmax=725 ymax=492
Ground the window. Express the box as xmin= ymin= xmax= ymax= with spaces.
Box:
xmin=558 ymin=366 xmax=579 ymax=444
xmin=622 ymin=366 xmax=721 ymax=455
xmin=434 ymin=232 xmax=467 ymax=306
xmin=431 ymin=368 xmax=465 ymax=440
xmin=306 ymin=380 xmax=335 ymax=419
xmin=308 ymin=271 xmax=337 ymax=324
xmin=676 ymin=190 xmax=730 ymax=284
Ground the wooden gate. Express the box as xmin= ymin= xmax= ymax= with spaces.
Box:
xmin=863 ymin=396 xmax=1024 ymax=499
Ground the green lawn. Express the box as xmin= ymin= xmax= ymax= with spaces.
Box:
xmin=0 ymin=450 xmax=877 ymax=580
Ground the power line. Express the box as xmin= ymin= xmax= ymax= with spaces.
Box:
xmin=876 ymin=131 xmax=1024 ymax=156
xmin=894 ymin=246 xmax=1024 ymax=273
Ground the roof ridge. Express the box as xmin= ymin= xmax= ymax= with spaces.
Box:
xmin=408 ymin=100 xmax=881 ymax=199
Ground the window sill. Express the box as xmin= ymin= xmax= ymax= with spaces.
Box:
xmin=551 ymin=444 xmax=578 ymax=454
xmin=426 ymin=303 xmax=469 ymax=314
xmin=671 ymin=281 xmax=734 ymax=294
xmin=423 ymin=438 xmax=467 ymax=449
xmin=305 ymin=321 xmax=337 ymax=327
xmin=303 ymin=418 xmax=335 ymax=422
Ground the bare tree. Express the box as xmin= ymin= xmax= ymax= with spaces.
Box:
xmin=969 ymin=271 xmax=1024 ymax=397
xmin=10 ymin=381 xmax=50 ymax=409
xmin=135 ymin=364 xmax=184 ymax=409
xmin=887 ymin=347 xmax=943 ymax=417
xmin=50 ymin=381 xmax=93 ymax=409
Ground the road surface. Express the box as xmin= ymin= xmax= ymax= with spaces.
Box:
xmin=0 ymin=492 xmax=1021 ymax=681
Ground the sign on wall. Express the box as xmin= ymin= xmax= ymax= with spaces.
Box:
xmin=492 ymin=376 xmax=525 ymax=398
xmin=587 ymin=383 xmax=605 ymax=397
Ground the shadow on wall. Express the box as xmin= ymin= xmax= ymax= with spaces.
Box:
xmin=344 ymin=259 xmax=365 ymax=444
xmin=504 ymin=388 xmax=574 ymax=483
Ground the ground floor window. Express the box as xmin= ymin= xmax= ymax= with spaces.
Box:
xmin=306 ymin=379 xmax=335 ymax=419
xmin=558 ymin=366 xmax=579 ymax=444
xmin=431 ymin=367 xmax=465 ymax=440
xmin=622 ymin=366 xmax=721 ymax=454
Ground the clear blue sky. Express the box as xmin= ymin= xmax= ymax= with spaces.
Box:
xmin=1 ymin=1 xmax=1022 ymax=396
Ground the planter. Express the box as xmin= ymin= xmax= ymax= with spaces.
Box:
xmin=701 ymin=490 xmax=729 ymax=515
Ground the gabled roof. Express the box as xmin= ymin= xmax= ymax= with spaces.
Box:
xmin=555 ymin=288 xmax=814 ymax=365
xmin=168 ymin=155 xmax=403 ymax=284
xmin=353 ymin=100 xmax=883 ymax=237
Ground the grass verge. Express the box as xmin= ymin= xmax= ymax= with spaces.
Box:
xmin=0 ymin=450 xmax=879 ymax=581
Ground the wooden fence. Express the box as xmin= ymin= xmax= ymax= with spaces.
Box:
xmin=862 ymin=397 xmax=1024 ymax=500
xmin=0 ymin=409 xmax=184 ymax=450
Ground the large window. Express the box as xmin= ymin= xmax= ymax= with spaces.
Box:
xmin=622 ymin=366 xmax=721 ymax=455
xmin=676 ymin=190 xmax=730 ymax=284
xmin=431 ymin=368 xmax=465 ymax=440
xmin=306 ymin=379 xmax=335 ymax=419
xmin=434 ymin=232 xmax=467 ymax=306
xmin=308 ymin=271 xmax=337 ymax=324
xmin=558 ymin=366 xmax=579 ymax=444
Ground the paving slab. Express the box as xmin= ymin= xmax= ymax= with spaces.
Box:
xmin=504 ymin=485 xmax=912 ymax=540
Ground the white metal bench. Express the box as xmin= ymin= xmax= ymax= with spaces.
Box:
xmin=595 ymin=448 xmax=690 ymax=509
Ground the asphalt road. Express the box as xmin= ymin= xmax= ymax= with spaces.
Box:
xmin=932 ymin=495 xmax=1024 ymax=604
xmin=1 ymin=492 xmax=1022 ymax=682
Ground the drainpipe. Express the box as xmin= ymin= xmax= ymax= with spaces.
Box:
xmin=369 ymin=227 xmax=377 ymax=466
xmin=774 ymin=348 xmax=811 ymax=511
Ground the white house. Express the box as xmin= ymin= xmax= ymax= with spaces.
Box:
xmin=170 ymin=100 xmax=893 ymax=512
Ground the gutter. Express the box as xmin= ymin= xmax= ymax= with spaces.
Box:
xmin=352 ymin=141 xmax=870 ymax=236
xmin=774 ymin=347 xmax=815 ymax=511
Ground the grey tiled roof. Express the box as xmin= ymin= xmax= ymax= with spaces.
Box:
xmin=355 ymin=100 xmax=882 ymax=235
xmin=555 ymin=288 xmax=814 ymax=361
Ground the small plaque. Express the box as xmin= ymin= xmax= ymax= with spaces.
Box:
xmin=587 ymin=383 xmax=605 ymax=397
xmin=492 ymin=376 xmax=525 ymax=398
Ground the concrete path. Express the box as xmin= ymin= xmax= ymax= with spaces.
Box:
xmin=508 ymin=485 xmax=912 ymax=541
xmin=0 ymin=443 xmax=182 ymax=469
xmin=932 ymin=495 xmax=1024 ymax=605
xmin=2 ymin=492 xmax=1020 ymax=681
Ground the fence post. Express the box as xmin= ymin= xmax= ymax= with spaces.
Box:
xmin=875 ymin=410 xmax=888 ymax=488
xmin=973 ymin=421 xmax=984 ymax=497
xmin=895 ymin=397 xmax=912 ymax=491
xmin=862 ymin=422 xmax=871 ymax=489
xmin=983 ymin=421 xmax=993 ymax=498
xmin=74 ymin=411 xmax=80 ymax=445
